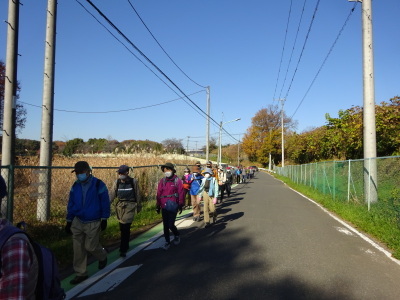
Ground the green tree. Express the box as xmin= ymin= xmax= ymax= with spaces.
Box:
xmin=63 ymin=138 xmax=84 ymax=156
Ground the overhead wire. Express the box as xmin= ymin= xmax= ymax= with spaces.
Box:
xmin=272 ymin=0 xmax=293 ymax=101
xmin=290 ymin=2 xmax=359 ymax=119
xmin=75 ymin=0 xmax=213 ymax=126
xmin=126 ymin=0 xmax=207 ymax=89
xmin=283 ymin=0 xmax=321 ymax=100
xmin=19 ymin=90 xmax=205 ymax=114
xmin=278 ymin=0 xmax=307 ymax=100
xmin=84 ymin=0 xmax=232 ymax=138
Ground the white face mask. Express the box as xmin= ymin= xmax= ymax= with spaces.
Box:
xmin=184 ymin=172 xmax=189 ymax=175
xmin=193 ymin=172 xmax=198 ymax=176
xmin=205 ymin=174 xmax=211 ymax=178
xmin=165 ymin=171 xmax=172 ymax=177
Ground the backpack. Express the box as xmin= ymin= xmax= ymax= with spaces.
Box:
xmin=115 ymin=178 xmax=135 ymax=198
xmin=0 ymin=225 xmax=65 ymax=300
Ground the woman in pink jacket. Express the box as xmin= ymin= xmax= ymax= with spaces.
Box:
xmin=156 ymin=162 xmax=185 ymax=250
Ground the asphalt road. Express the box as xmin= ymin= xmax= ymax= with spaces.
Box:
xmin=70 ymin=172 xmax=400 ymax=299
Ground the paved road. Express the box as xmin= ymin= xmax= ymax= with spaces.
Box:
xmin=67 ymin=172 xmax=400 ymax=299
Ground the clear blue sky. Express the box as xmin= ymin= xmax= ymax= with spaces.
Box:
xmin=1 ymin=0 xmax=399 ymax=150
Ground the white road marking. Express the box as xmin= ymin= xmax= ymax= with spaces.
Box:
xmin=335 ymin=226 xmax=354 ymax=236
xmin=284 ymin=184 xmax=400 ymax=266
xmin=78 ymin=265 xmax=142 ymax=297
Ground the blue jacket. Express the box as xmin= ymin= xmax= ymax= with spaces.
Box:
xmin=189 ymin=173 xmax=204 ymax=196
xmin=67 ymin=176 xmax=110 ymax=223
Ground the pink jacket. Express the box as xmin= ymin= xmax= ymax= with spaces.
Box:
xmin=156 ymin=175 xmax=185 ymax=208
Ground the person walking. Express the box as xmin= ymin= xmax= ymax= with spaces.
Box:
xmin=156 ymin=162 xmax=185 ymax=250
xmin=110 ymin=165 xmax=141 ymax=258
xmin=0 ymin=175 xmax=39 ymax=300
xmin=181 ymin=167 xmax=192 ymax=208
xmin=197 ymin=168 xmax=219 ymax=228
xmin=226 ymin=169 xmax=233 ymax=197
xmin=217 ymin=167 xmax=227 ymax=203
xmin=235 ymin=167 xmax=242 ymax=184
xmin=65 ymin=161 xmax=110 ymax=285
xmin=189 ymin=165 xmax=204 ymax=221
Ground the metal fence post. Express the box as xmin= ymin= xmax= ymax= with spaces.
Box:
xmin=7 ymin=164 xmax=14 ymax=222
xmin=347 ymin=160 xmax=351 ymax=202
xmin=333 ymin=161 xmax=336 ymax=201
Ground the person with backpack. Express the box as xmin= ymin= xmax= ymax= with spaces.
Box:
xmin=181 ymin=167 xmax=192 ymax=208
xmin=156 ymin=162 xmax=185 ymax=250
xmin=217 ymin=167 xmax=227 ymax=204
xmin=197 ymin=168 xmax=219 ymax=228
xmin=235 ymin=167 xmax=242 ymax=184
xmin=65 ymin=161 xmax=110 ymax=285
xmin=189 ymin=165 xmax=204 ymax=221
xmin=110 ymin=165 xmax=141 ymax=258
xmin=226 ymin=169 xmax=233 ymax=197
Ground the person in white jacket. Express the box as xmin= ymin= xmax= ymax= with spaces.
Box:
xmin=197 ymin=168 xmax=219 ymax=228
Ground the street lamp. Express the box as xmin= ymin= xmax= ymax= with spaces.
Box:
xmin=218 ymin=118 xmax=241 ymax=166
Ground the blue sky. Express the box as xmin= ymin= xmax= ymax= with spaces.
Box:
xmin=1 ymin=0 xmax=399 ymax=151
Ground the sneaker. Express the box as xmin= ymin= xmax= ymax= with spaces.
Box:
xmin=213 ymin=213 xmax=217 ymax=223
xmin=161 ymin=242 xmax=170 ymax=250
xmin=205 ymin=222 xmax=211 ymax=228
xmin=173 ymin=236 xmax=180 ymax=245
xmin=70 ymin=275 xmax=88 ymax=285
xmin=98 ymin=257 xmax=107 ymax=269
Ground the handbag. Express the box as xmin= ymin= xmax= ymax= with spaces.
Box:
xmin=164 ymin=199 xmax=178 ymax=212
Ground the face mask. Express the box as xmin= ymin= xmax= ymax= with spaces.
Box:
xmin=184 ymin=172 xmax=189 ymax=175
xmin=165 ymin=171 xmax=172 ymax=177
xmin=119 ymin=175 xmax=127 ymax=180
xmin=193 ymin=172 xmax=198 ymax=176
xmin=205 ymin=174 xmax=211 ymax=178
xmin=77 ymin=173 xmax=88 ymax=182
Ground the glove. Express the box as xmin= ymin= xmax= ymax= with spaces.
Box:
xmin=178 ymin=205 xmax=183 ymax=215
xmin=213 ymin=198 xmax=217 ymax=204
xmin=100 ymin=219 xmax=107 ymax=231
xmin=65 ymin=222 xmax=72 ymax=235
xmin=156 ymin=205 xmax=161 ymax=214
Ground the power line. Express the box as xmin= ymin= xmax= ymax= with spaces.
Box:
xmin=127 ymin=0 xmax=207 ymax=89
xmin=19 ymin=90 xmax=205 ymax=114
xmin=283 ymin=0 xmax=321 ymax=100
xmin=84 ymin=0 xmax=223 ymax=130
xmin=272 ymin=0 xmax=293 ymax=101
xmin=291 ymin=2 xmax=359 ymax=119
xmin=278 ymin=0 xmax=307 ymax=100
xmin=76 ymin=0 xmax=214 ymax=126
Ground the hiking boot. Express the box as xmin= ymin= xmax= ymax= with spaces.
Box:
xmin=70 ymin=275 xmax=88 ymax=285
xmin=173 ymin=236 xmax=180 ymax=245
xmin=161 ymin=242 xmax=170 ymax=250
xmin=98 ymin=257 xmax=107 ymax=269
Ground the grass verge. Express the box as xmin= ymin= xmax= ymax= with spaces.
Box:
xmin=271 ymin=172 xmax=400 ymax=260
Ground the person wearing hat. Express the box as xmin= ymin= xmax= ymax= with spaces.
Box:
xmin=189 ymin=165 xmax=204 ymax=221
xmin=65 ymin=161 xmax=110 ymax=284
xmin=156 ymin=162 xmax=185 ymax=250
xmin=195 ymin=161 xmax=203 ymax=173
xmin=196 ymin=168 xmax=219 ymax=228
xmin=217 ymin=166 xmax=227 ymax=203
xmin=110 ymin=165 xmax=141 ymax=258
xmin=181 ymin=167 xmax=192 ymax=208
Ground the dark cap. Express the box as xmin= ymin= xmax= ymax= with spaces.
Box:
xmin=191 ymin=166 xmax=201 ymax=173
xmin=195 ymin=161 xmax=201 ymax=165
xmin=72 ymin=161 xmax=90 ymax=173
xmin=160 ymin=162 xmax=176 ymax=172
xmin=117 ymin=165 xmax=129 ymax=173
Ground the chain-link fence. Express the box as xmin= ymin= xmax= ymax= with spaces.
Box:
xmin=0 ymin=164 xmax=191 ymax=224
xmin=274 ymin=156 xmax=400 ymax=213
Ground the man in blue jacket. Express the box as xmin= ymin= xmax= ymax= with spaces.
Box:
xmin=65 ymin=161 xmax=110 ymax=285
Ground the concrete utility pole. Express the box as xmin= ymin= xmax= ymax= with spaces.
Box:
xmin=1 ymin=0 xmax=20 ymax=220
xmin=276 ymin=99 xmax=286 ymax=168
xmin=237 ymin=136 xmax=240 ymax=167
xmin=360 ymin=0 xmax=378 ymax=204
xmin=37 ymin=0 xmax=57 ymax=221
xmin=205 ymin=86 xmax=210 ymax=162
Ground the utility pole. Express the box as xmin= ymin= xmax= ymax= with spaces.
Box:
xmin=1 ymin=0 xmax=20 ymax=220
xmin=276 ymin=99 xmax=286 ymax=167
xmin=186 ymin=136 xmax=190 ymax=161
xmin=205 ymin=86 xmax=210 ymax=162
xmin=360 ymin=0 xmax=377 ymax=204
xmin=268 ymin=129 xmax=272 ymax=171
xmin=237 ymin=136 xmax=240 ymax=167
xmin=37 ymin=0 xmax=57 ymax=221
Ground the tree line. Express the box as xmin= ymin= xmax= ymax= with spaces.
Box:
xmin=242 ymin=96 xmax=400 ymax=166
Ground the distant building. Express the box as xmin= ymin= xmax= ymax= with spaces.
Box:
xmin=187 ymin=150 xmax=205 ymax=157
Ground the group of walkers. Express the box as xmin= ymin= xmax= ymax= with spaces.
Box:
xmin=0 ymin=159 xmax=254 ymax=295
